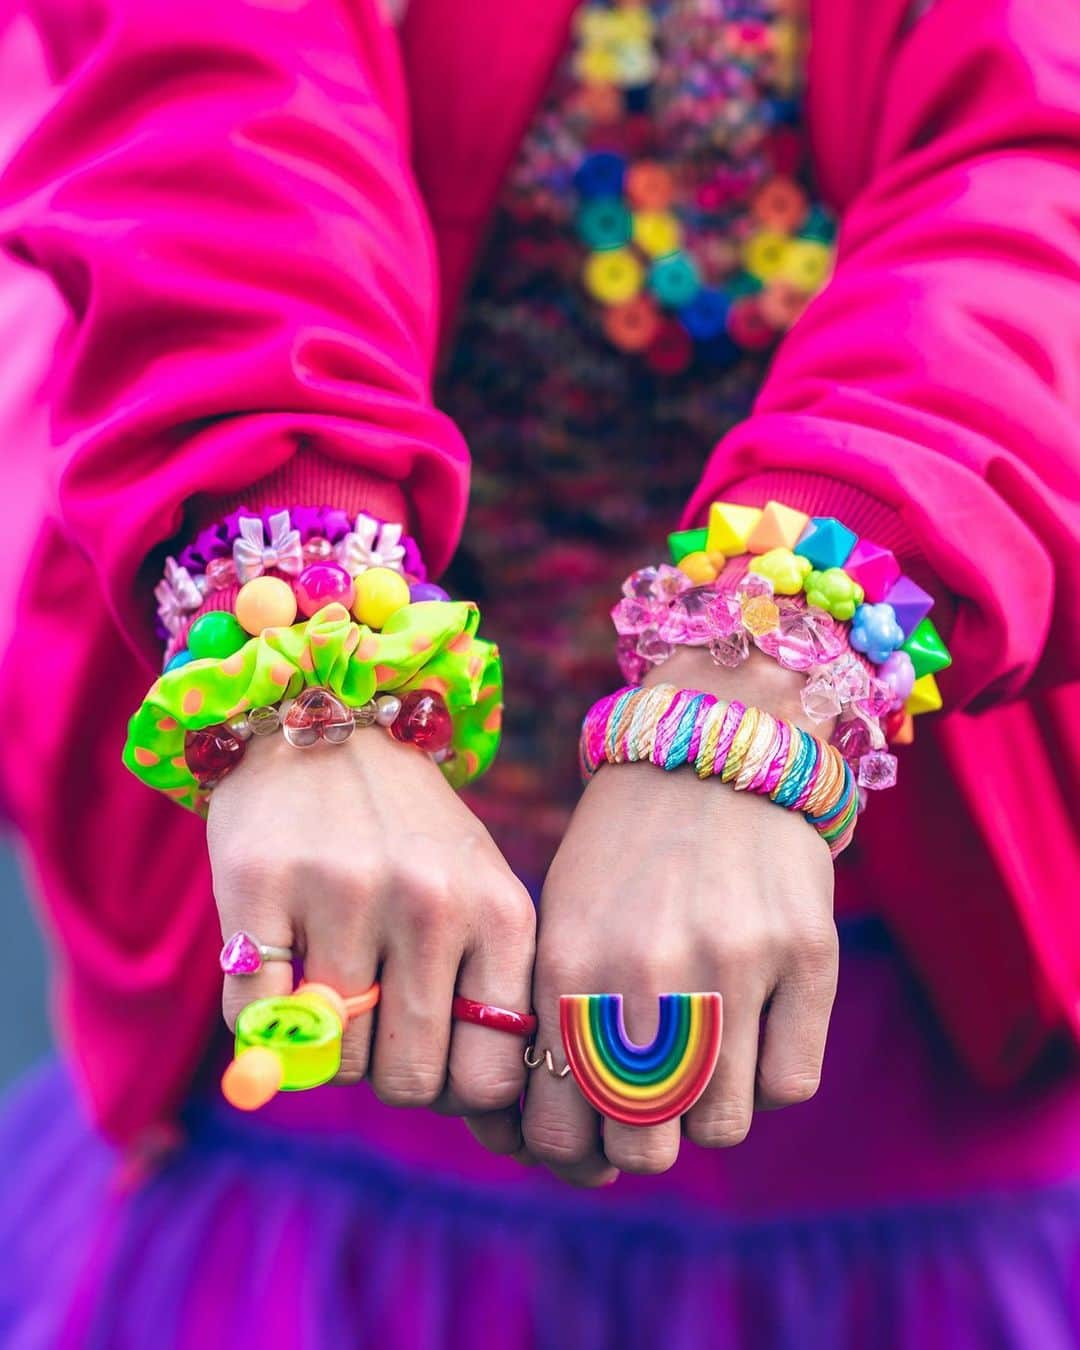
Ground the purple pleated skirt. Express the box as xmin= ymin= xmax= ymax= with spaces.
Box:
xmin=3 ymin=922 xmax=1080 ymax=1350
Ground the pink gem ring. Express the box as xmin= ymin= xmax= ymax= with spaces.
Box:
xmin=220 ymin=931 xmax=295 ymax=976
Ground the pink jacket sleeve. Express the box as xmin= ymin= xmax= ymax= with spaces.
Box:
xmin=685 ymin=0 xmax=1080 ymax=709
xmin=0 ymin=0 xmax=468 ymax=657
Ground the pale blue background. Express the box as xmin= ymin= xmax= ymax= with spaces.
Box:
xmin=0 ymin=837 xmax=51 ymax=1087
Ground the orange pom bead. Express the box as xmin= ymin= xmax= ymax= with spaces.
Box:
xmin=235 ymin=575 xmax=298 ymax=635
xmin=221 ymin=1047 xmax=284 ymax=1111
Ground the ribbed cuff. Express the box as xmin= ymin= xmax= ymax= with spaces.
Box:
xmin=185 ymin=445 xmax=411 ymax=537
xmin=711 ymin=470 xmax=955 ymax=638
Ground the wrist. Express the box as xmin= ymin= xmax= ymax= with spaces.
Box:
xmin=644 ymin=647 xmax=833 ymax=737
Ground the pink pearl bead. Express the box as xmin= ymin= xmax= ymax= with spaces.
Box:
xmin=295 ymin=562 xmax=355 ymax=618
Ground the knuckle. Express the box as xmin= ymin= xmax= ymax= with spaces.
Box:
xmin=448 ymin=1059 xmax=524 ymax=1113
xmin=759 ymin=1068 xmax=821 ymax=1108
xmin=795 ymin=923 xmax=840 ymax=979
xmin=523 ymin=1118 xmax=593 ymax=1168
xmin=685 ymin=1103 xmax=753 ymax=1149
xmin=605 ymin=1136 xmax=678 ymax=1176
xmin=371 ymin=1059 xmax=446 ymax=1108
xmin=485 ymin=885 xmax=536 ymax=945
xmin=397 ymin=877 xmax=459 ymax=937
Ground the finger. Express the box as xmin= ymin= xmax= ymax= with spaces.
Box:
xmin=217 ymin=908 xmax=297 ymax=1032
xmin=302 ymin=912 xmax=380 ymax=1084
xmin=441 ymin=884 xmax=536 ymax=1124
xmin=466 ymin=1107 xmax=530 ymax=1159
xmin=683 ymin=978 xmax=762 ymax=1149
xmin=522 ymin=996 xmax=618 ymax=1188
xmin=600 ymin=990 xmax=682 ymax=1175
xmin=367 ymin=888 xmax=461 ymax=1107
xmin=756 ymin=931 xmax=838 ymax=1111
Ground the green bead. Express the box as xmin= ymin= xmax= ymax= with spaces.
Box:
xmin=668 ymin=527 xmax=708 ymax=563
xmin=725 ymin=271 xmax=764 ymax=299
xmin=901 ymin=616 xmax=952 ymax=678
xmin=649 ymin=253 xmax=701 ymax=308
xmin=798 ymin=205 xmax=837 ymax=244
xmin=576 ymin=198 xmax=633 ymax=251
xmin=187 ymin=610 xmax=248 ymax=661
xmin=803 ymin=567 xmax=865 ymax=621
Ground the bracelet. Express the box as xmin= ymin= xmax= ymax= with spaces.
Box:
xmin=580 ymin=683 xmax=858 ymax=857
xmin=125 ymin=601 xmax=503 ymax=810
xmin=156 ymin=508 xmax=439 ymax=655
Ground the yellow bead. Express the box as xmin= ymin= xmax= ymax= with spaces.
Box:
xmin=609 ymin=8 xmax=654 ymax=41
xmin=741 ymin=595 xmax=780 ymax=637
xmin=746 ymin=500 xmax=810 ymax=554
xmin=574 ymin=43 xmax=621 ymax=85
xmin=775 ymin=239 xmax=832 ymax=293
xmin=747 ymin=547 xmax=812 ymax=595
xmin=583 ymin=248 xmax=644 ymax=304
xmin=705 ymin=501 xmax=763 ymax=556
xmin=677 ymin=551 xmax=720 ymax=584
xmin=743 ymin=232 xmax=792 ymax=282
xmin=632 ymin=210 xmax=682 ymax=258
xmin=351 ymin=567 xmax=410 ymax=630
xmin=234 ymin=575 xmax=298 ymax=635
xmin=905 ymin=673 xmax=943 ymax=716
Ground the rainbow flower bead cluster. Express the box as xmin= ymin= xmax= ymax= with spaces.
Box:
xmin=612 ymin=499 xmax=951 ymax=793
xmin=581 ymin=683 xmax=857 ymax=856
xmin=155 ymin=508 xmax=444 ymax=671
xmin=558 ymin=0 xmax=835 ymax=373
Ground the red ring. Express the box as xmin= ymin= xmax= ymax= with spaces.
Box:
xmin=452 ymin=995 xmax=538 ymax=1037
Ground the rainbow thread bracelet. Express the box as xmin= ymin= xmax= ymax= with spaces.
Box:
xmin=580 ymin=683 xmax=857 ymax=857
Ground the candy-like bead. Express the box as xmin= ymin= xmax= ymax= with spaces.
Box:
xmin=743 ymin=231 xmax=791 ymax=282
xmin=184 ymin=725 xmax=245 ymax=788
xmin=794 ymin=517 xmax=857 ymax=570
xmin=409 ymin=582 xmax=450 ymax=604
xmin=352 ymin=568 xmax=410 ymax=630
xmin=901 ymin=616 xmax=952 ymax=679
xmin=905 ymin=673 xmax=943 ymax=715
xmin=878 ymin=650 xmax=916 ymax=709
xmin=677 ymin=551 xmax=719 ymax=584
xmin=775 ymin=239 xmax=832 ymax=292
xmin=235 ymin=576 xmax=298 ymax=635
xmin=295 ymin=562 xmax=354 ymax=619
xmin=746 ymin=500 xmax=810 ymax=554
xmin=883 ymin=575 xmax=934 ymax=638
xmin=649 ymin=253 xmax=701 ymax=308
xmin=884 ymin=709 xmax=915 ymax=744
xmin=705 ymin=502 xmax=763 ymax=557
xmin=843 ymin=540 xmax=900 ymax=604
xmin=164 ymin=649 xmax=195 ymax=673
xmin=849 ymin=602 xmax=905 ymax=664
xmin=747 ymin=547 xmax=811 ymax=594
xmin=584 ymin=248 xmax=644 ymax=304
xmin=667 ymin=527 xmax=708 ymax=564
xmin=187 ymin=610 xmax=248 ymax=661
xmin=632 ymin=210 xmax=682 ymax=258
xmin=803 ymin=567 xmax=865 ymax=621
xmin=577 ymin=198 xmax=633 ymax=251
xmin=389 ymin=690 xmax=453 ymax=754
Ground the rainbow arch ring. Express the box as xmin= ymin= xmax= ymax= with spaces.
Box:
xmin=559 ymin=992 xmax=723 ymax=1127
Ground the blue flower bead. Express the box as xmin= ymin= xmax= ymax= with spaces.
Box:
xmin=850 ymin=602 xmax=905 ymax=665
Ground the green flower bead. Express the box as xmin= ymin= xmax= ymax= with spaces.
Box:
xmin=188 ymin=610 xmax=247 ymax=660
xmin=803 ymin=567 xmax=865 ymax=621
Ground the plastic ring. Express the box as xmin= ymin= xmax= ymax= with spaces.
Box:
xmin=453 ymin=995 xmax=538 ymax=1037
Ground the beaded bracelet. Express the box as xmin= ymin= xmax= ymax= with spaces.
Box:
xmin=157 ymin=509 xmax=442 ymax=665
xmin=580 ymin=683 xmax=857 ymax=857
xmin=125 ymin=601 xmax=503 ymax=811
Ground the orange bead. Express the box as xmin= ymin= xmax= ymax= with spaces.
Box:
xmin=234 ymin=575 xmax=298 ymax=635
xmin=576 ymin=82 xmax=623 ymax=124
xmin=750 ymin=175 xmax=808 ymax=232
xmin=221 ymin=1048 xmax=284 ymax=1112
xmin=626 ymin=161 xmax=676 ymax=211
xmin=602 ymin=295 xmax=661 ymax=352
xmin=759 ymin=279 xmax=809 ymax=330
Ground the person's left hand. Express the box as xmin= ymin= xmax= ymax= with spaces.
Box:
xmin=519 ymin=649 xmax=840 ymax=1186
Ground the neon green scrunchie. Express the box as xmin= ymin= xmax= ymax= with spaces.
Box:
xmin=124 ymin=601 xmax=502 ymax=812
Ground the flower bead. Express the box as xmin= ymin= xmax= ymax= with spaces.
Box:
xmin=747 ymin=547 xmax=812 ymax=595
xmin=850 ymin=602 xmax=905 ymax=664
xmin=803 ymin=568 xmax=865 ymax=621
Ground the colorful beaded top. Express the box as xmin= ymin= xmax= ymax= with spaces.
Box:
xmin=440 ymin=0 xmax=837 ymax=879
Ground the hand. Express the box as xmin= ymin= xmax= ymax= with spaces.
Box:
xmin=207 ymin=728 xmax=535 ymax=1143
xmin=523 ymin=650 xmax=839 ymax=1186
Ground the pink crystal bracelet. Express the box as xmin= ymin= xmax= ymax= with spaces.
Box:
xmin=580 ymin=683 xmax=857 ymax=858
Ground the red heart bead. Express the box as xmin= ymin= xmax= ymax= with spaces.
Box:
xmin=184 ymin=725 xmax=246 ymax=787
xmin=282 ymin=687 xmax=355 ymax=748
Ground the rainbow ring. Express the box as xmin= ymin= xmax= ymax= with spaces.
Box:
xmin=559 ymin=992 xmax=722 ymax=1127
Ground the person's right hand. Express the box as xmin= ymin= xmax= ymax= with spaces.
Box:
xmin=207 ymin=728 xmax=536 ymax=1145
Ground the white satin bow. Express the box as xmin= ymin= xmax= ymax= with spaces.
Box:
xmin=336 ymin=513 xmax=406 ymax=576
xmin=232 ymin=511 xmax=304 ymax=582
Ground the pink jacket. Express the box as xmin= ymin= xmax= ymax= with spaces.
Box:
xmin=0 ymin=0 xmax=1077 ymax=1143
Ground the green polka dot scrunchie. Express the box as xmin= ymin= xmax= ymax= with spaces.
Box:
xmin=123 ymin=601 xmax=503 ymax=813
